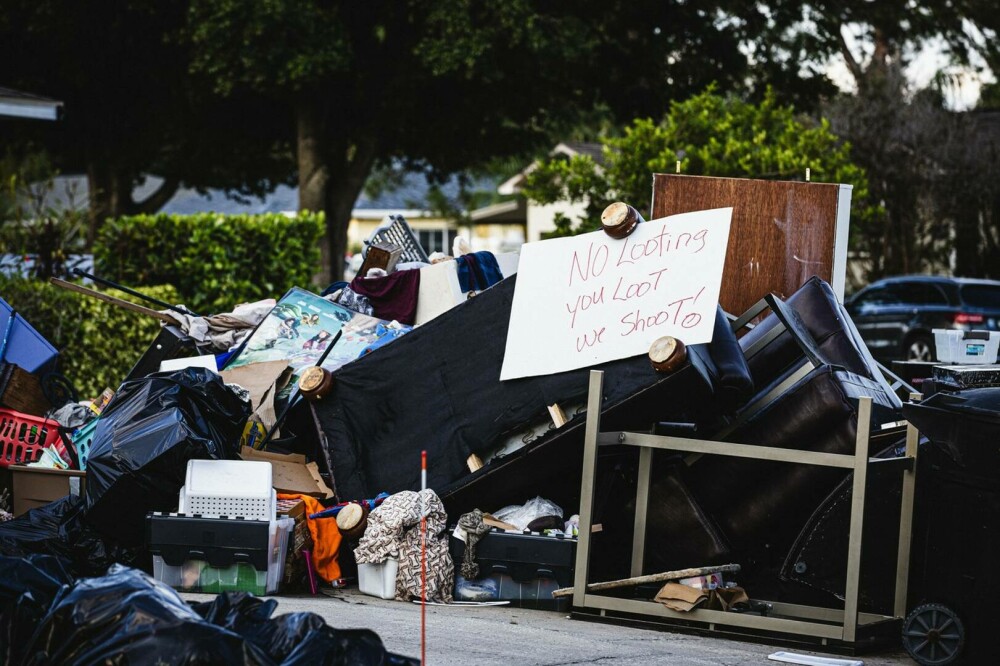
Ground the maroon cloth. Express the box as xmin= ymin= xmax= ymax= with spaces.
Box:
xmin=349 ymin=270 xmax=421 ymax=325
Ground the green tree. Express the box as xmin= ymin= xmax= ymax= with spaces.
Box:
xmin=184 ymin=0 xmax=769 ymax=282
xmin=0 ymin=1 xmax=292 ymax=240
xmin=742 ymin=1 xmax=998 ymax=95
xmin=522 ymin=87 xmax=874 ymax=238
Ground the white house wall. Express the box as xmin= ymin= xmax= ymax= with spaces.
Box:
xmin=526 ymin=200 xmax=589 ymax=242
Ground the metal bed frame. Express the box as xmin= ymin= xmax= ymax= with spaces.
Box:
xmin=572 ymin=369 xmax=920 ymax=650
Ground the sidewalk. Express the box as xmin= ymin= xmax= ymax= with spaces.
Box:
xmin=183 ymin=589 xmax=913 ymax=665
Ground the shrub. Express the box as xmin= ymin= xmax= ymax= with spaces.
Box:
xmin=94 ymin=212 xmax=324 ymax=314
xmin=0 ymin=275 xmax=179 ymax=399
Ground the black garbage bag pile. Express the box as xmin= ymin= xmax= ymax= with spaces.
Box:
xmin=0 ymin=496 xmax=138 ymax=577
xmin=0 ymin=367 xmax=250 ymax=572
xmin=85 ymin=366 xmax=251 ymax=543
xmin=1 ymin=556 xmax=416 ymax=666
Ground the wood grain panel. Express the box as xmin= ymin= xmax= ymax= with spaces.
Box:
xmin=651 ymin=174 xmax=842 ymax=315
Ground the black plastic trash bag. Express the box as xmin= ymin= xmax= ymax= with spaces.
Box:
xmin=85 ymin=367 xmax=250 ymax=544
xmin=0 ymin=555 xmax=73 ymax=666
xmin=5 ymin=564 xmax=416 ymax=666
xmin=0 ymin=496 xmax=137 ymax=577
xmin=192 ymin=592 xmax=418 ymax=666
xmin=19 ymin=565 xmax=270 ymax=665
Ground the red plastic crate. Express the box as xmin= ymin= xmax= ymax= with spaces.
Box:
xmin=0 ymin=408 xmax=62 ymax=468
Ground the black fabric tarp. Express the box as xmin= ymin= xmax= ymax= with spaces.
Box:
xmin=313 ymin=275 xmax=724 ymax=502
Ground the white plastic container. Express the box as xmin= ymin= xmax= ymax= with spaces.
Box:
xmin=933 ymin=329 xmax=1000 ymax=364
xmin=178 ymin=459 xmax=275 ymax=520
xmin=358 ymin=558 xmax=398 ymax=600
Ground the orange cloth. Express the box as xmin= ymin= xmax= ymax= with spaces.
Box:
xmin=279 ymin=493 xmax=342 ymax=582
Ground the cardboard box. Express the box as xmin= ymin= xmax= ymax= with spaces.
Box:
xmin=10 ymin=466 xmax=86 ymax=516
xmin=240 ymin=446 xmax=333 ymax=498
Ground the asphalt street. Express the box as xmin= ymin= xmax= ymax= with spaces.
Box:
xmin=183 ymin=590 xmax=914 ymax=665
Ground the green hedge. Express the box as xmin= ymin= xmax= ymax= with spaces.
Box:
xmin=95 ymin=212 xmax=324 ymax=314
xmin=0 ymin=276 xmax=178 ymax=399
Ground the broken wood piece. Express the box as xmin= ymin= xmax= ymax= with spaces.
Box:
xmin=547 ymin=403 xmax=568 ymax=428
xmin=466 ymin=453 xmax=484 ymax=472
xmin=648 ymin=335 xmax=687 ymax=373
xmin=601 ymin=202 xmax=644 ymax=239
xmin=50 ymin=278 xmax=176 ymax=324
xmin=550 ymin=563 xmax=740 ymax=598
xmin=482 ymin=514 xmax=519 ymax=531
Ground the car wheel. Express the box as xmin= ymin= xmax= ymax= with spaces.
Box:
xmin=906 ymin=334 xmax=935 ymax=362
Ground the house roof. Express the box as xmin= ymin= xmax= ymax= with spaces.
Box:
xmin=31 ymin=170 xmax=501 ymax=219
xmin=0 ymin=85 xmax=62 ymax=121
xmin=497 ymin=141 xmax=604 ymax=195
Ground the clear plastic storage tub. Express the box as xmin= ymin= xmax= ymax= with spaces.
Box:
xmin=151 ymin=516 xmax=293 ymax=595
xmin=933 ymin=329 xmax=1000 ymax=364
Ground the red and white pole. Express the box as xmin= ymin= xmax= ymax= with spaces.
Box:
xmin=420 ymin=449 xmax=427 ymax=665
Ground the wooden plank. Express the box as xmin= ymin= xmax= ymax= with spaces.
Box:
xmin=555 ymin=563 xmax=740 ymax=597
xmin=651 ymin=174 xmax=843 ymax=315
xmin=49 ymin=278 xmax=175 ymax=324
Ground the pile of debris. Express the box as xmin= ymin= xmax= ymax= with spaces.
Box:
xmin=1 ymin=201 xmax=997 ymax=666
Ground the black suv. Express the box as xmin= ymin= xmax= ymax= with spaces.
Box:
xmin=846 ymin=276 xmax=1000 ymax=362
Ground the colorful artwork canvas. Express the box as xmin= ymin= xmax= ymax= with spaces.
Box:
xmin=224 ymin=287 xmax=408 ymax=375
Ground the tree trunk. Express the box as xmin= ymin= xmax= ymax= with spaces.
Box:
xmin=86 ymin=161 xmax=126 ymax=245
xmin=87 ymin=162 xmax=179 ymax=244
xmin=295 ymin=97 xmax=378 ymax=284
xmin=323 ymin=137 xmax=377 ymax=284
xmin=296 ymin=99 xmax=331 ymax=279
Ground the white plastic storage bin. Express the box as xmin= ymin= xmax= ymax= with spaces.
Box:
xmin=933 ymin=329 xmax=1000 ymax=364
xmin=358 ymin=558 xmax=398 ymax=600
xmin=178 ymin=459 xmax=275 ymax=520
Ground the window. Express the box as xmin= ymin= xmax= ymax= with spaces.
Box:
xmin=416 ymin=229 xmax=458 ymax=255
xmin=960 ymin=284 xmax=1000 ymax=308
xmin=854 ymin=286 xmax=900 ymax=307
xmin=895 ymin=282 xmax=949 ymax=305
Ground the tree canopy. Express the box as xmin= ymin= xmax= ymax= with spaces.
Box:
xmin=0 ymin=1 xmax=293 ymax=239
xmin=522 ymin=87 xmax=873 ymax=238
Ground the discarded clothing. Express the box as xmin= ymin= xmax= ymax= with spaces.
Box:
xmin=360 ymin=322 xmax=411 ymax=357
xmin=455 ymin=252 xmax=503 ymax=293
xmin=349 ymin=270 xmax=420 ymax=326
xmin=46 ymin=401 xmax=93 ymax=430
xmin=161 ymin=299 xmax=276 ymax=351
xmin=278 ymin=493 xmax=342 ymax=583
xmin=456 ymin=509 xmax=490 ymax=579
xmin=333 ymin=286 xmax=374 ymax=316
xmin=354 ymin=490 xmax=453 ymax=602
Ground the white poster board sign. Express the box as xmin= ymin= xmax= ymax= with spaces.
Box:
xmin=500 ymin=207 xmax=732 ymax=381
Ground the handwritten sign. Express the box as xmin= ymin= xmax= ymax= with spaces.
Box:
xmin=500 ymin=207 xmax=732 ymax=381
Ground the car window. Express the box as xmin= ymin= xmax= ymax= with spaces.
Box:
xmin=854 ymin=286 xmax=900 ymax=306
xmin=960 ymin=284 xmax=1000 ymax=308
xmin=896 ymin=282 xmax=949 ymax=305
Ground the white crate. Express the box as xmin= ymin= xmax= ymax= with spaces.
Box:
xmin=933 ymin=329 xmax=1000 ymax=365
xmin=178 ymin=459 xmax=274 ymax=520
xmin=358 ymin=558 xmax=398 ymax=600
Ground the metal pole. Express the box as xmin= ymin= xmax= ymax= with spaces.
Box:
xmin=73 ymin=268 xmax=198 ymax=317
